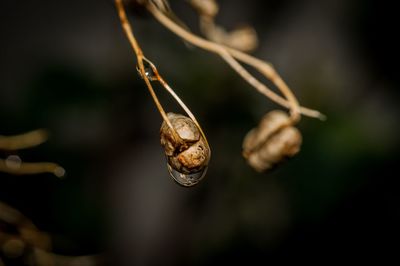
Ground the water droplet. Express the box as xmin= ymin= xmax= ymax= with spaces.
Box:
xmin=167 ymin=163 xmax=208 ymax=187
xmin=5 ymin=155 xmax=21 ymax=169
xmin=136 ymin=60 xmax=158 ymax=81
xmin=144 ymin=67 xmax=157 ymax=80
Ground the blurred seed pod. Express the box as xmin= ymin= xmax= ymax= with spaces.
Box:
xmin=160 ymin=113 xmax=210 ymax=187
xmin=224 ymin=25 xmax=258 ymax=52
xmin=189 ymin=0 xmax=219 ymax=18
xmin=242 ymin=110 xmax=302 ymax=172
xmin=199 ymin=20 xmax=258 ymax=52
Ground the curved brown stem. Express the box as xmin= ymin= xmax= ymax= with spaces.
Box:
xmin=147 ymin=2 xmax=325 ymax=121
xmin=114 ymin=0 xmax=210 ymax=145
xmin=0 ymin=130 xmax=48 ymax=151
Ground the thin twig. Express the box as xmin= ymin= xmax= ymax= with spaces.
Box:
xmin=146 ymin=2 xmax=325 ymax=121
xmin=114 ymin=0 xmax=210 ymax=145
xmin=0 ymin=129 xmax=48 ymax=151
xmin=0 ymin=130 xmax=65 ymax=177
xmin=0 ymin=201 xmax=51 ymax=252
xmin=157 ymin=74 xmax=209 ymax=147
xmin=115 ymin=0 xmax=174 ymax=132
xmin=0 ymin=158 xmax=65 ymax=178
xmin=0 ymin=201 xmax=102 ymax=266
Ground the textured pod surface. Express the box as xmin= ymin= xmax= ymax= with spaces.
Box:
xmin=160 ymin=113 xmax=210 ymax=187
xmin=243 ymin=110 xmax=302 ymax=172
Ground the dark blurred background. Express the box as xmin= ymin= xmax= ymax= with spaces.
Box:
xmin=0 ymin=0 xmax=399 ymax=265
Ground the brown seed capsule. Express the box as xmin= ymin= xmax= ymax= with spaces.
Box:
xmin=160 ymin=113 xmax=210 ymax=187
xmin=242 ymin=110 xmax=302 ymax=172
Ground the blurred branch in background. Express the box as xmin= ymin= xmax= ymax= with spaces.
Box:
xmin=0 ymin=130 xmax=65 ymax=178
xmin=0 ymin=130 xmax=103 ymax=265
xmin=0 ymin=130 xmax=48 ymax=151
xmin=0 ymin=201 xmax=102 ymax=266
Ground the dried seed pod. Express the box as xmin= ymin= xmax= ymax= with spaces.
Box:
xmin=242 ymin=110 xmax=302 ymax=172
xmin=160 ymin=113 xmax=210 ymax=187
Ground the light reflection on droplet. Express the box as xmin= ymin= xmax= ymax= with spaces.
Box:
xmin=136 ymin=63 xmax=157 ymax=81
xmin=144 ymin=66 xmax=157 ymax=80
xmin=167 ymin=163 xmax=208 ymax=187
xmin=5 ymin=155 xmax=21 ymax=169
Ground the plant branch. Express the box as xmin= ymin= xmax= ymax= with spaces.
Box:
xmin=0 ymin=130 xmax=65 ymax=177
xmin=0 ymin=201 xmax=102 ymax=265
xmin=115 ymin=0 xmax=174 ymax=132
xmin=114 ymin=0 xmax=210 ymax=145
xmin=146 ymin=2 xmax=325 ymax=121
xmin=0 ymin=130 xmax=48 ymax=151
xmin=0 ymin=157 xmax=65 ymax=178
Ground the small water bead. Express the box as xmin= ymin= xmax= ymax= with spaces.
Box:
xmin=136 ymin=60 xmax=158 ymax=81
xmin=167 ymin=163 xmax=208 ymax=187
xmin=144 ymin=67 xmax=157 ymax=80
xmin=5 ymin=155 xmax=21 ymax=169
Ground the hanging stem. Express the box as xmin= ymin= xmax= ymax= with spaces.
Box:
xmin=0 ymin=158 xmax=65 ymax=178
xmin=139 ymin=57 xmax=209 ymax=146
xmin=146 ymin=2 xmax=325 ymax=121
xmin=114 ymin=0 xmax=210 ymax=145
xmin=0 ymin=130 xmax=65 ymax=178
xmin=115 ymin=0 xmax=174 ymax=131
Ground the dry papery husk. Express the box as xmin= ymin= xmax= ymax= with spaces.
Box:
xmin=160 ymin=113 xmax=210 ymax=186
xmin=243 ymin=110 xmax=302 ymax=172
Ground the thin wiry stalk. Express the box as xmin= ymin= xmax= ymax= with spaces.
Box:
xmin=114 ymin=0 xmax=174 ymax=131
xmin=0 ymin=130 xmax=64 ymax=177
xmin=0 ymin=129 xmax=48 ymax=150
xmin=0 ymin=159 xmax=65 ymax=177
xmin=0 ymin=201 xmax=102 ymax=265
xmin=146 ymin=2 xmax=325 ymax=121
xmin=114 ymin=0 xmax=210 ymax=145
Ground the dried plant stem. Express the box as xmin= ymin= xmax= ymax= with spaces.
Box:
xmin=0 ymin=159 xmax=65 ymax=178
xmin=115 ymin=0 xmax=173 ymax=130
xmin=114 ymin=0 xmax=209 ymax=145
xmin=0 ymin=201 xmax=51 ymax=251
xmin=138 ymin=58 xmax=204 ymax=137
xmin=0 ymin=201 xmax=101 ymax=265
xmin=0 ymin=129 xmax=48 ymax=151
xmin=147 ymin=2 xmax=325 ymax=121
xmin=0 ymin=129 xmax=65 ymax=177
xmin=157 ymin=75 xmax=209 ymax=147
